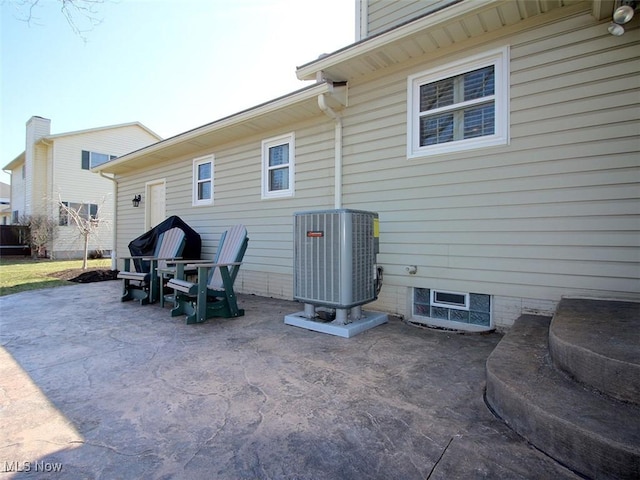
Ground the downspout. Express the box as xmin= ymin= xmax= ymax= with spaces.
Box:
xmin=40 ymin=138 xmax=54 ymax=257
xmin=318 ymin=93 xmax=343 ymax=209
xmin=99 ymin=171 xmax=118 ymax=270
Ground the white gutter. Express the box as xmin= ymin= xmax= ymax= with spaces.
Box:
xmin=318 ymin=93 xmax=343 ymax=209
xmin=99 ymin=171 xmax=118 ymax=270
xmin=99 ymin=83 xmax=331 ymax=174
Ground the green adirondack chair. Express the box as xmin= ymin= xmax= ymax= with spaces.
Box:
xmin=167 ymin=224 xmax=248 ymax=324
xmin=118 ymin=227 xmax=186 ymax=305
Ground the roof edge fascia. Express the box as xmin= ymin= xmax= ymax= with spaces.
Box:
xmin=296 ymin=0 xmax=516 ymax=80
xmin=44 ymin=121 xmax=163 ymax=142
xmin=3 ymin=151 xmax=26 ymax=172
xmin=95 ymin=82 xmax=330 ymax=173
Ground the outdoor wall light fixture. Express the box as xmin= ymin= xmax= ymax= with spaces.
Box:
xmin=608 ymin=0 xmax=636 ymax=36
xmin=132 ymin=195 xmax=141 ymax=208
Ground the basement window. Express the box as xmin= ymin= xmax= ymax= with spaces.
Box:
xmin=414 ymin=288 xmax=491 ymax=328
xmin=431 ymin=290 xmax=469 ymax=310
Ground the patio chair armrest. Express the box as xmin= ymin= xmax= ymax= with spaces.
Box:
xmin=167 ymin=278 xmax=197 ymax=295
xmin=194 ymin=261 xmax=242 ymax=268
xmin=168 ymin=259 xmax=208 ymax=264
xmin=168 ymin=259 xmax=208 ymax=269
xmin=119 ymin=255 xmax=184 ymax=262
xmin=156 ymin=267 xmax=177 ymax=276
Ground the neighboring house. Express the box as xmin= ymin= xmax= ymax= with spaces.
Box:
xmin=0 ymin=182 xmax=10 ymax=225
xmin=3 ymin=116 xmax=161 ymax=258
xmin=96 ymin=0 xmax=639 ymax=330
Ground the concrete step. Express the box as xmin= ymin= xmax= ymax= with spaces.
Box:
xmin=485 ymin=315 xmax=640 ymax=480
xmin=549 ymin=298 xmax=640 ymax=404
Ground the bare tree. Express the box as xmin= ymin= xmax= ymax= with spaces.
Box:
xmin=6 ymin=0 xmax=108 ymax=39
xmin=57 ymin=195 xmax=109 ymax=269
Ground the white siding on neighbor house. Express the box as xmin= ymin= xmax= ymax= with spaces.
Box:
xmin=341 ymin=10 xmax=639 ymax=324
xmin=114 ymin=116 xmax=337 ymax=299
xmin=24 ymin=117 xmax=51 ymax=217
xmin=52 ymin=125 xmax=159 ymax=257
xmin=31 ymin=143 xmax=49 ymax=215
xmin=365 ymin=0 xmax=458 ymax=38
xmin=9 ymin=161 xmax=26 ymax=222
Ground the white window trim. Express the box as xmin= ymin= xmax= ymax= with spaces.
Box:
xmin=192 ymin=155 xmax=214 ymax=206
xmin=407 ymin=46 xmax=510 ymax=159
xmin=431 ymin=289 xmax=470 ymax=311
xmin=261 ymin=132 xmax=295 ymax=199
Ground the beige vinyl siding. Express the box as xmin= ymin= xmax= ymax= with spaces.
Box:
xmin=113 ymin=8 xmax=637 ymax=327
xmin=342 ymin=10 xmax=639 ymax=309
xmin=52 ymin=125 xmax=159 ymax=256
xmin=366 ymin=0 xmax=457 ymax=37
xmin=115 ymin=117 xmax=336 ymax=295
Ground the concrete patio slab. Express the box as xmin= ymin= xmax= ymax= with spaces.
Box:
xmin=0 ymin=282 xmax=580 ymax=479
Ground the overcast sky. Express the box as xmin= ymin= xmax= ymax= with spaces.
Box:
xmin=0 ymin=0 xmax=356 ymax=184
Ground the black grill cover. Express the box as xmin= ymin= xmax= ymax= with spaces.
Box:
xmin=127 ymin=215 xmax=201 ymax=272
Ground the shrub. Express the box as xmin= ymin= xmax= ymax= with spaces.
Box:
xmin=18 ymin=215 xmax=58 ymax=258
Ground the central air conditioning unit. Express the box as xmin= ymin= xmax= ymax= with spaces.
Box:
xmin=284 ymin=209 xmax=388 ymax=338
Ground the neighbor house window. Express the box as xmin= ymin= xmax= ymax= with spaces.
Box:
xmin=59 ymin=202 xmax=98 ymax=226
xmin=82 ymin=150 xmax=116 ymax=170
xmin=407 ymin=47 xmax=509 ymax=158
xmin=262 ymin=133 xmax=294 ymax=199
xmin=192 ymin=155 xmax=213 ymax=206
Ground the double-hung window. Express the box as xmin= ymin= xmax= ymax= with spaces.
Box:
xmin=408 ymin=47 xmax=509 ymax=158
xmin=193 ymin=155 xmax=213 ymax=206
xmin=262 ymin=133 xmax=294 ymax=199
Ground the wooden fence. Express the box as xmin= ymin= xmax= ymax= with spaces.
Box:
xmin=0 ymin=225 xmax=31 ymax=256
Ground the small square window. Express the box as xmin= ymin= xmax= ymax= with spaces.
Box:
xmin=262 ymin=133 xmax=294 ymax=199
xmin=431 ymin=290 xmax=469 ymax=310
xmin=193 ymin=155 xmax=213 ymax=206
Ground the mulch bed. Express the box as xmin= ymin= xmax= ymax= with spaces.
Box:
xmin=49 ymin=269 xmax=120 ymax=283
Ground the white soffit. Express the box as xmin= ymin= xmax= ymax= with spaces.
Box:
xmin=296 ymin=0 xmax=593 ymax=82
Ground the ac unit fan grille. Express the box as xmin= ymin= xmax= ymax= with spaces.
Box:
xmin=293 ymin=209 xmax=378 ymax=308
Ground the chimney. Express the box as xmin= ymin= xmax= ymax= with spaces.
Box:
xmin=24 ymin=116 xmax=51 ymax=215
xmin=26 ymin=116 xmax=51 ymax=144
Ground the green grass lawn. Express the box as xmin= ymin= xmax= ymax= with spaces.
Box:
xmin=0 ymin=258 xmax=112 ymax=296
